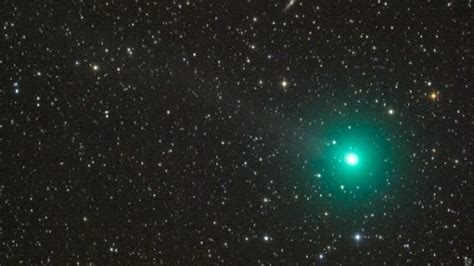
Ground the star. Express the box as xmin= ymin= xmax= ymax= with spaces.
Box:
xmin=13 ymin=82 xmax=20 ymax=94
xmin=354 ymin=233 xmax=362 ymax=241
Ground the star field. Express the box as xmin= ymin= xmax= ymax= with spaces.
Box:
xmin=2 ymin=1 xmax=473 ymax=264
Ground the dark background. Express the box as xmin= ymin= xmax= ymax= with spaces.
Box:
xmin=2 ymin=0 xmax=473 ymax=264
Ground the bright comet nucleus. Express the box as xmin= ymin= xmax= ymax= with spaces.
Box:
xmin=344 ymin=152 xmax=359 ymax=166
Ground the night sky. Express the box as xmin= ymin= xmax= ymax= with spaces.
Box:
xmin=2 ymin=1 xmax=473 ymax=264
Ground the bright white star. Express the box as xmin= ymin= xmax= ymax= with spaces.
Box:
xmin=354 ymin=233 xmax=361 ymax=241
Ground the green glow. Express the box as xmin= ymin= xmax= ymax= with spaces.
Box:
xmin=305 ymin=114 xmax=396 ymax=206
xmin=308 ymin=120 xmax=393 ymax=198
xmin=344 ymin=152 xmax=359 ymax=166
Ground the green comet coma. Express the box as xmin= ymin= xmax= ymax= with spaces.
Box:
xmin=344 ymin=152 xmax=359 ymax=166
xmin=315 ymin=123 xmax=391 ymax=195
